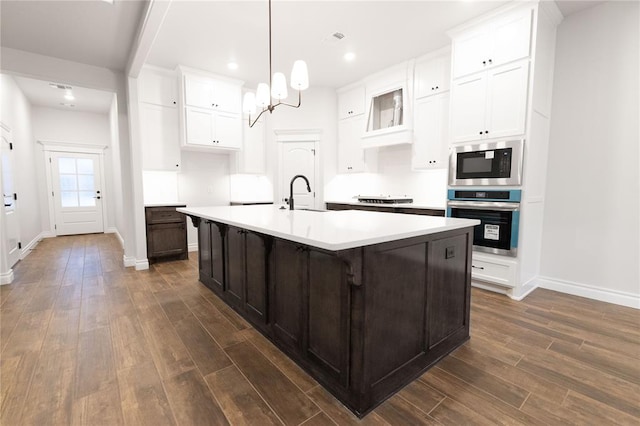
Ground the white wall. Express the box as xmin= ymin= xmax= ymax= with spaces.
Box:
xmin=108 ymin=95 xmax=126 ymax=243
xmin=31 ymin=106 xmax=115 ymax=232
xmin=540 ymin=1 xmax=639 ymax=305
xmin=1 ymin=47 xmax=137 ymax=263
xmin=0 ymin=74 xmax=41 ymax=255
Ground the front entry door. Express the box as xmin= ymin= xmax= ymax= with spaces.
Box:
xmin=50 ymin=152 xmax=104 ymax=235
xmin=280 ymin=141 xmax=317 ymax=209
xmin=1 ymin=125 xmax=20 ymax=267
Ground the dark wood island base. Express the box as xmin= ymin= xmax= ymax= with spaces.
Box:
xmin=189 ymin=215 xmax=473 ymax=418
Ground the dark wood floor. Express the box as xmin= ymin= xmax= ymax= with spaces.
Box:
xmin=1 ymin=234 xmax=639 ymax=425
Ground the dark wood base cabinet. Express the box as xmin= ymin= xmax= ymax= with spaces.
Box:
xmin=192 ymin=217 xmax=472 ymax=417
xmin=145 ymin=206 xmax=188 ymax=264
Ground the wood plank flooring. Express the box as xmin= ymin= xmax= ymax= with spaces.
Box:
xmin=1 ymin=233 xmax=638 ymax=425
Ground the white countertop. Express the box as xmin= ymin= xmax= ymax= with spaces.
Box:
xmin=325 ymin=199 xmax=445 ymax=210
xmin=178 ymin=205 xmax=478 ymax=251
xmin=145 ymin=203 xmax=186 ymax=207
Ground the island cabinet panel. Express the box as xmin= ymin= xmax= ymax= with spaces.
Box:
xmin=362 ymin=240 xmax=428 ymax=401
xmin=272 ymin=239 xmax=305 ymax=351
xmin=244 ymin=231 xmax=270 ymax=326
xmin=225 ymin=227 xmax=245 ymax=308
xmin=307 ymin=250 xmax=350 ymax=386
xmin=427 ymin=234 xmax=471 ymax=349
xmin=198 ymin=220 xmax=226 ymax=296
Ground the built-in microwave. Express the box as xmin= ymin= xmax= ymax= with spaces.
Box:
xmin=449 ymin=139 xmax=524 ymax=186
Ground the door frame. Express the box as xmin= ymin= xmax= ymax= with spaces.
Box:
xmin=1 ymin=122 xmax=19 ymax=283
xmin=38 ymin=140 xmax=108 ymax=236
xmin=275 ymin=129 xmax=322 ymax=209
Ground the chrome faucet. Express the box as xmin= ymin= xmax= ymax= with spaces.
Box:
xmin=289 ymin=175 xmax=311 ymax=210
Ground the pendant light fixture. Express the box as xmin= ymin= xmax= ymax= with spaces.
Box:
xmin=242 ymin=0 xmax=309 ymax=128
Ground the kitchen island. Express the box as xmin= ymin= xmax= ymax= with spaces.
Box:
xmin=178 ymin=205 xmax=478 ymax=417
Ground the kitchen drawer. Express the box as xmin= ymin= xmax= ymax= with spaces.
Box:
xmin=396 ymin=207 xmax=445 ymax=217
xmin=470 ymin=254 xmax=517 ymax=288
xmin=145 ymin=206 xmax=186 ymax=224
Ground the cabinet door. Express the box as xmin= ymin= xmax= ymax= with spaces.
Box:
xmin=338 ymin=86 xmax=365 ymax=120
xmin=412 ymin=94 xmax=449 ymax=170
xmin=212 ymin=80 xmax=241 ymax=113
xmin=245 ymin=232 xmax=269 ymax=327
xmin=185 ymin=106 xmax=216 ymax=146
xmin=485 ymin=60 xmax=529 ymax=140
xmin=226 ymin=227 xmax=245 ymax=308
xmin=450 ymin=72 xmax=487 ymax=143
xmin=210 ymin=222 xmax=226 ymax=294
xmin=272 ymin=239 xmax=305 ymax=352
xmin=184 ymin=75 xmax=215 ymax=108
xmin=427 ymin=234 xmax=469 ymax=349
xmin=215 ymin=111 xmax=242 ymax=149
xmin=139 ymin=71 xmax=177 ymax=107
xmin=452 ymin=26 xmax=491 ymax=78
xmin=306 ymin=249 xmax=350 ymax=386
xmin=147 ymin=222 xmax=187 ymax=258
xmin=338 ymin=117 xmax=365 ymax=173
xmin=415 ymin=55 xmax=451 ymax=99
xmin=140 ymin=104 xmax=181 ymax=170
xmin=490 ymin=9 xmax=532 ymax=69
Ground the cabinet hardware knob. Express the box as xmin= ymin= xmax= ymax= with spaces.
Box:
xmin=431 ymin=87 xmax=434 ymax=90
xmin=485 ymin=130 xmax=489 ymax=134
xmin=488 ymin=59 xmax=493 ymax=63
xmin=482 ymin=60 xmax=486 ymax=65
xmin=176 ymin=164 xmax=179 ymax=167
xmin=479 ymin=131 xmax=483 ymax=135
xmin=173 ymin=101 xmax=176 ymax=105
xmin=435 ymin=86 xmax=439 ymax=89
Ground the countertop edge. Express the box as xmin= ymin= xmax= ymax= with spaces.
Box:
xmin=178 ymin=206 xmax=478 ymax=252
xmin=325 ymin=200 xmax=446 ymax=210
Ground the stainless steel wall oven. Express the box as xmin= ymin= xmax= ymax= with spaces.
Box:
xmin=447 ymin=189 xmax=521 ymax=257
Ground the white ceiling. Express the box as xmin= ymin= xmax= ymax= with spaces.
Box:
xmin=0 ymin=0 xmax=147 ymax=71
xmin=12 ymin=76 xmax=115 ymax=114
xmin=0 ymin=0 xmax=607 ymax=111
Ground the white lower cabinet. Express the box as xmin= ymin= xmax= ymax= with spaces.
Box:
xmin=338 ymin=116 xmax=377 ymax=173
xmin=184 ymin=106 xmax=241 ymax=150
xmin=412 ymin=93 xmax=449 ymax=170
xmin=450 ymin=59 xmax=529 ymax=144
xmin=139 ymin=103 xmax=181 ymax=171
xmin=471 ymin=252 xmax=518 ymax=288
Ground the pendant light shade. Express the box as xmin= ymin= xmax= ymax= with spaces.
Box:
xmin=290 ymin=60 xmax=309 ymax=91
xmin=242 ymin=92 xmax=256 ymax=114
xmin=255 ymin=83 xmax=270 ymax=108
xmin=245 ymin=0 xmax=308 ymax=127
xmin=271 ymin=72 xmax=288 ymax=100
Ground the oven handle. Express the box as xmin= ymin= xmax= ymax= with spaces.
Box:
xmin=447 ymin=201 xmax=520 ymax=211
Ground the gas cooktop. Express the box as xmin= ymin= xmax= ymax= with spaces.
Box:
xmin=356 ymin=195 xmax=414 ymax=204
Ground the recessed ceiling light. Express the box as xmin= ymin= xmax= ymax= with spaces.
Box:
xmin=344 ymin=52 xmax=356 ymax=62
xmin=227 ymin=62 xmax=239 ymax=70
xmin=64 ymin=92 xmax=75 ymax=101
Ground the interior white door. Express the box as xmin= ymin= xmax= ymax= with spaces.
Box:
xmin=1 ymin=126 xmax=20 ymax=267
xmin=50 ymin=152 xmax=104 ymax=235
xmin=280 ymin=142 xmax=316 ymax=209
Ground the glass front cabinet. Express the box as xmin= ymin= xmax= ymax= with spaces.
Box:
xmin=362 ymin=83 xmax=413 ymax=148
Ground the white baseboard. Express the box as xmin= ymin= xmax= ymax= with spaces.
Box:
xmin=19 ymin=230 xmax=54 ymax=260
xmin=135 ymin=259 xmax=149 ymax=271
xmin=537 ymin=276 xmax=640 ymax=309
xmin=0 ymin=269 xmax=14 ymax=285
xmin=188 ymin=242 xmax=198 ymax=252
xmin=123 ymin=255 xmax=136 ymax=268
xmin=106 ymin=227 xmax=125 ymax=250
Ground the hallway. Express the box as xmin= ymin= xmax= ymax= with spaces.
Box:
xmin=1 ymin=234 xmax=638 ymax=425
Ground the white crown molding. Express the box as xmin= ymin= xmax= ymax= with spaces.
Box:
xmin=38 ymin=140 xmax=108 ymax=153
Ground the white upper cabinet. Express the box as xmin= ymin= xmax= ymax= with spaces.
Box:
xmin=338 ymin=86 xmax=365 ymax=120
xmin=452 ymin=8 xmax=532 ymax=79
xmin=138 ymin=67 xmax=178 ymax=107
xmin=178 ymin=67 xmax=243 ymax=151
xmin=414 ymin=54 xmax=451 ymax=99
xmin=336 ymin=85 xmax=377 ymax=173
xmin=450 ymin=59 xmax=529 ymax=144
xmin=412 ymin=93 xmax=449 ymax=170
